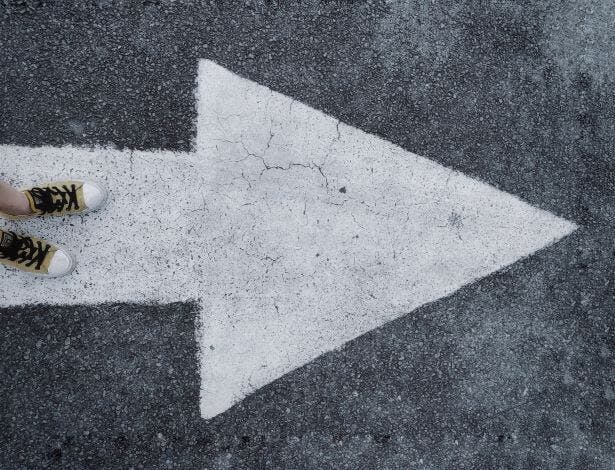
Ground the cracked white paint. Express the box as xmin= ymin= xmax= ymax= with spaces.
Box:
xmin=0 ymin=60 xmax=577 ymax=419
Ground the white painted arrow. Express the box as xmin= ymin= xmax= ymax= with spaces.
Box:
xmin=0 ymin=60 xmax=576 ymax=418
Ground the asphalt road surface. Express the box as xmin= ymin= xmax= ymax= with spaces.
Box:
xmin=1 ymin=1 xmax=614 ymax=469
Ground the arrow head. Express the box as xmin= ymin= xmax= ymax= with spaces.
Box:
xmin=195 ymin=60 xmax=577 ymax=418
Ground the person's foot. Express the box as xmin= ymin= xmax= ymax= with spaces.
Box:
xmin=0 ymin=230 xmax=75 ymax=277
xmin=1 ymin=180 xmax=108 ymax=219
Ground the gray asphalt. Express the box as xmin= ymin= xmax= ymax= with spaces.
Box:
xmin=1 ymin=1 xmax=614 ymax=468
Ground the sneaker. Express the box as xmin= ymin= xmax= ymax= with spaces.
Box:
xmin=0 ymin=229 xmax=75 ymax=277
xmin=0 ymin=180 xmax=108 ymax=220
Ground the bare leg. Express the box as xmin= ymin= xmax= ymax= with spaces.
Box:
xmin=0 ymin=181 xmax=32 ymax=216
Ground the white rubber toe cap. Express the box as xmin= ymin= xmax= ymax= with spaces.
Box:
xmin=82 ymin=181 xmax=108 ymax=212
xmin=47 ymin=249 xmax=76 ymax=277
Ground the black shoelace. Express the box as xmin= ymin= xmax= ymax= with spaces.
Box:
xmin=28 ymin=184 xmax=79 ymax=214
xmin=0 ymin=231 xmax=50 ymax=271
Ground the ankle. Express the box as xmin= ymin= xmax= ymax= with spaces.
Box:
xmin=9 ymin=192 xmax=33 ymax=216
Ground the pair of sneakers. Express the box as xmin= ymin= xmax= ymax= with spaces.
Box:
xmin=0 ymin=181 xmax=108 ymax=277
